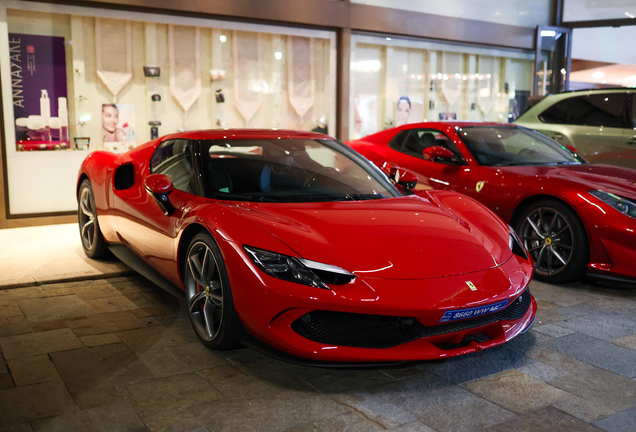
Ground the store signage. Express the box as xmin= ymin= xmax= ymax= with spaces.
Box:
xmin=9 ymin=33 xmax=69 ymax=151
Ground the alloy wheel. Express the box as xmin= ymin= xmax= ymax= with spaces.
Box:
xmin=79 ymin=187 xmax=96 ymax=251
xmin=519 ymin=207 xmax=574 ymax=277
xmin=185 ymin=241 xmax=224 ymax=342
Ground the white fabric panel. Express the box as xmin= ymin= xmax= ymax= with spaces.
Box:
xmin=95 ymin=18 xmax=132 ymax=101
xmin=232 ymin=31 xmax=263 ymax=126
xmin=287 ymin=36 xmax=315 ymax=122
xmin=168 ymin=24 xmax=202 ymax=113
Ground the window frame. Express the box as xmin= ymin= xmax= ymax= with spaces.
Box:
xmin=196 ymin=138 xmax=401 ymax=201
xmin=149 ymin=138 xmax=202 ymax=196
xmin=538 ymin=92 xmax=630 ymax=128
xmin=388 ymin=128 xmax=467 ymax=165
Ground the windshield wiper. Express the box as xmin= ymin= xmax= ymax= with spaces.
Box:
xmin=339 ymin=193 xmax=386 ymax=201
xmin=213 ymin=193 xmax=277 ymax=202
xmin=491 ymin=162 xmax=547 ymax=166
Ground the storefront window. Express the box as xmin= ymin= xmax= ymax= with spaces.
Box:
xmin=0 ymin=3 xmax=335 ymax=215
xmin=350 ymin=35 xmax=534 ymax=139
xmin=564 ymin=0 xmax=636 ymax=22
xmin=350 ymin=0 xmax=552 ymax=28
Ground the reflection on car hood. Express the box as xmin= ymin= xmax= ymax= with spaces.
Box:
xmin=227 ymin=194 xmax=512 ymax=280
xmin=500 ymin=164 xmax=636 ymax=200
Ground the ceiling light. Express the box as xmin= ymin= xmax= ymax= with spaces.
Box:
xmin=540 ymin=30 xmax=557 ymax=37
xmin=220 ymin=35 xmax=227 ymax=43
xmin=592 ymin=71 xmax=604 ymax=79
xmin=274 ymin=51 xmax=283 ymax=60
xmin=625 ymin=12 xmax=635 ymax=18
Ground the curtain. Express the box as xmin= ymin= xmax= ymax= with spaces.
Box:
xmin=168 ymin=25 xmax=202 ymax=114
xmin=287 ymin=36 xmax=315 ymax=125
xmin=95 ymin=18 xmax=132 ymax=101
xmin=233 ymin=31 xmax=263 ymax=126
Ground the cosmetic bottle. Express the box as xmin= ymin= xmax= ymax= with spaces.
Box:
xmin=49 ymin=117 xmax=61 ymax=141
xmin=58 ymin=97 xmax=69 ymax=142
xmin=27 ymin=115 xmax=49 ymax=142
xmin=39 ymin=90 xmax=52 ymax=141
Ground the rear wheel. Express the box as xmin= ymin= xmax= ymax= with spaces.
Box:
xmin=184 ymin=232 xmax=245 ymax=350
xmin=78 ymin=179 xmax=109 ymax=259
xmin=516 ymin=199 xmax=588 ymax=284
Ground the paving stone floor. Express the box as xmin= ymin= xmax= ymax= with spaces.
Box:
xmin=1 ymin=275 xmax=636 ymax=432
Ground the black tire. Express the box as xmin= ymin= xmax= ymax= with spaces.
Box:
xmin=184 ymin=232 xmax=245 ymax=350
xmin=78 ymin=179 xmax=109 ymax=259
xmin=515 ymin=199 xmax=589 ymax=284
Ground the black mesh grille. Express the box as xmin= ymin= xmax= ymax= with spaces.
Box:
xmin=291 ymin=290 xmax=531 ymax=349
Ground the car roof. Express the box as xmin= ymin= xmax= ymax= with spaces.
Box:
xmin=556 ymin=87 xmax=635 ymax=94
xmin=400 ymin=121 xmax=517 ymax=129
xmin=160 ymin=129 xmax=333 ymax=141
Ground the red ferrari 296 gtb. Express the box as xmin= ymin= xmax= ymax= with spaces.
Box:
xmin=347 ymin=122 xmax=636 ymax=284
xmin=77 ymin=129 xmax=535 ymax=364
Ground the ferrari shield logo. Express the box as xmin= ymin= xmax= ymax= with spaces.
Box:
xmin=475 ymin=181 xmax=485 ymax=193
xmin=466 ymin=281 xmax=477 ymax=291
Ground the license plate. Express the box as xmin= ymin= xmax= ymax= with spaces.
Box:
xmin=439 ymin=300 xmax=509 ymax=323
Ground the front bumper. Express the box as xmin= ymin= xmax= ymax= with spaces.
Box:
xmin=222 ymin=239 xmax=535 ymax=362
xmin=577 ymin=200 xmax=636 ymax=281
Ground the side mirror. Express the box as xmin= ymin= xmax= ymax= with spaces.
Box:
xmin=388 ymin=167 xmax=418 ymax=190
xmin=379 ymin=161 xmax=393 ymax=177
xmin=423 ymin=146 xmax=455 ymax=162
xmin=564 ymin=144 xmax=578 ymax=155
xmin=144 ymin=174 xmax=175 ymax=216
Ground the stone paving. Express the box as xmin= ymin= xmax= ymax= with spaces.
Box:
xmin=1 ymin=276 xmax=636 ymax=431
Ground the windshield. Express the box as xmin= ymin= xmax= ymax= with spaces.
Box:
xmin=200 ymin=139 xmax=397 ymax=202
xmin=458 ymin=126 xmax=585 ymax=167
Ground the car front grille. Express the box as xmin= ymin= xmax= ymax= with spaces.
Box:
xmin=291 ymin=290 xmax=531 ymax=349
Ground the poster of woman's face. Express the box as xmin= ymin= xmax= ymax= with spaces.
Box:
xmin=395 ymin=96 xmax=423 ymax=127
xmin=395 ymin=97 xmax=411 ymax=126
xmin=102 ymin=104 xmax=136 ymax=150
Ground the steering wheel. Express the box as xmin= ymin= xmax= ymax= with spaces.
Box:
xmin=304 ymin=167 xmax=341 ymax=189
xmin=513 ymin=148 xmax=540 ymax=163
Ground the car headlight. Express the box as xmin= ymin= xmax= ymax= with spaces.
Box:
xmin=243 ymin=246 xmax=355 ymax=289
xmin=589 ymin=190 xmax=636 ymax=219
xmin=508 ymin=225 xmax=528 ymax=260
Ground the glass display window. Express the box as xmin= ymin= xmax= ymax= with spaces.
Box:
xmin=0 ymin=2 xmax=336 ymax=215
xmin=564 ymin=0 xmax=636 ymax=23
xmin=350 ymin=35 xmax=534 ymax=139
xmin=350 ymin=0 xmax=552 ymax=28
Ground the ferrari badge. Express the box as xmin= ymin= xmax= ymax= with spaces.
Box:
xmin=476 ymin=181 xmax=485 ymax=193
xmin=466 ymin=281 xmax=477 ymax=291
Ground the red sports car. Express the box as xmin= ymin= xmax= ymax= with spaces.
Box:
xmin=347 ymin=122 xmax=636 ymax=284
xmin=77 ymin=129 xmax=535 ymax=364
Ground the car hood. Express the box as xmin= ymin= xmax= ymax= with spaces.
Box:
xmin=226 ymin=194 xmax=512 ymax=280
xmin=500 ymin=164 xmax=636 ymax=200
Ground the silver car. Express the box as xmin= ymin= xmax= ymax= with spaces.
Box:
xmin=515 ymin=88 xmax=636 ymax=168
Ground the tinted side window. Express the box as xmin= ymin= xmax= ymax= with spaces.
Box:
xmin=539 ymin=93 xmax=627 ymax=128
xmin=150 ymin=139 xmax=196 ymax=194
xmin=390 ymin=129 xmax=462 ymax=159
xmin=388 ymin=131 xmax=410 ymax=151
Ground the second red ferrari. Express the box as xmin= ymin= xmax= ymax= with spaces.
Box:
xmin=347 ymin=122 xmax=636 ymax=284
